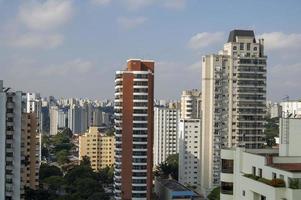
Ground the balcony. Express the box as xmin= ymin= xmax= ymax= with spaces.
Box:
xmin=244 ymin=174 xmax=286 ymax=188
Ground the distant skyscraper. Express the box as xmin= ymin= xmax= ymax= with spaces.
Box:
xmin=153 ymin=105 xmax=180 ymax=167
xmin=180 ymin=89 xmax=201 ymax=119
xmin=114 ymin=59 xmax=154 ymax=200
xmin=49 ymin=106 xmax=59 ymax=135
xmin=201 ymin=30 xmax=267 ymax=191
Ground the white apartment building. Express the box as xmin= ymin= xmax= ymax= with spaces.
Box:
xmin=280 ymin=101 xmax=301 ymax=117
xmin=0 ymin=80 xmax=40 ymax=200
xmin=153 ymin=106 xmax=180 ymax=167
xmin=180 ymin=90 xmax=201 ymax=119
xmin=202 ymin=30 xmax=267 ymax=192
xmin=49 ymin=106 xmax=59 ymax=135
xmin=220 ymin=118 xmax=301 ymax=200
xmin=178 ymin=118 xmax=202 ymax=191
xmin=270 ymin=103 xmax=282 ymax=119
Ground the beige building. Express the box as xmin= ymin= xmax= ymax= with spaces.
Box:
xmin=180 ymin=89 xmax=201 ymax=119
xmin=202 ymin=30 xmax=267 ymax=192
xmin=79 ymin=127 xmax=115 ymax=171
xmin=21 ymin=113 xmax=40 ymax=190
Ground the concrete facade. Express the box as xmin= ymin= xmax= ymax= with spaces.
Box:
xmin=221 ymin=118 xmax=301 ymax=200
xmin=154 ymin=106 xmax=180 ymax=167
xmin=114 ymin=59 xmax=154 ymax=200
xmin=201 ymin=30 xmax=267 ymax=192
xmin=79 ymin=127 xmax=115 ymax=171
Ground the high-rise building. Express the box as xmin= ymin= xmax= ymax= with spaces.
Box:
xmin=201 ymin=30 xmax=267 ymax=192
xmin=178 ymin=90 xmax=202 ymax=191
xmin=79 ymin=127 xmax=115 ymax=171
xmin=21 ymin=113 xmax=40 ymax=191
xmin=153 ymin=105 xmax=180 ymax=167
xmin=180 ymin=90 xmax=201 ymax=119
xmin=68 ymin=104 xmax=88 ymax=134
xmin=178 ymin=118 xmax=202 ymax=191
xmin=0 ymin=80 xmax=40 ymax=200
xmin=114 ymin=59 xmax=154 ymax=200
xmin=49 ymin=106 xmax=59 ymax=135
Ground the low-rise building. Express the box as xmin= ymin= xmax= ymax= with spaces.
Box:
xmin=79 ymin=127 xmax=115 ymax=170
xmin=154 ymin=178 xmax=204 ymax=200
xmin=220 ymin=118 xmax=301 ymax=200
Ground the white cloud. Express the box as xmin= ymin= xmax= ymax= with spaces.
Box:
xmin=9 ymin=33 xmax=63 ymax=49
xmin=258 ymin=32 xmax=301 ymax=51
xmin=123 ymin=0 xmax=155 ymax=10
xmin=19 ymin=0 xmax=73 ymax=31
xmin=164 ymin=0 xmax=186 ymax=9
xmin=41 ymin=59 xmax=94 ymax=76
xmin=117 ymin=16 xmax=147 ymax=30
xmin=91 ymin=0 xmax=111 ymax=6
xmin=188 ymin=32 xmax=225 ymax=50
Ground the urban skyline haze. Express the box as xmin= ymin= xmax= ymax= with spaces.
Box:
xmin=0 ymin=0 xmax=301 ymax=101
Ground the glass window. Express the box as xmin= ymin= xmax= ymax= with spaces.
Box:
xmin=247 ymin=43 xmax=251 ymax=50
xmin=240 ymin=43 xmax=244 ymax=50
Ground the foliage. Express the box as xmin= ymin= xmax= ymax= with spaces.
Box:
xmin=105 ymin=128 xmax=115 ymax=136
xmin=80 ymin=156 xmax=91 ymax=167
xmin=97 ymin=166 xmax=114 ymax=185
xmin=207 ymin=187 xmax=220 ymax=200
xmin=24 ymin=187 xmax=58 ymax=200
xmin=244 ymin=174 xmax=285 ymax=187
xmin=39 ymin=163 xmax=63 ymax=181
xmin=56 ymin=150 xmax=70 ymax=165
xmin=43 ymin=176 xmax=65 ymax=191
xmin=154 ymin=154 xmax=179 ymax=180
xmin=289 ymin=178 xmax=300 ymax=189
xmin=28 ymin=160 xmax=110 ymax=200
xmin=264 ymin=117 xmax=279 ymax=147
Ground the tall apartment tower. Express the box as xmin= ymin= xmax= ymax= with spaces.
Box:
xmin=178 ymin=90 xmax=202 ymax=191
xmin=153 ymin=105 xmax=180 ymax=167
xmin=0 ymin=80 xmax=40 ymax=200
xmin=201 ymin=30 xmax=267 ymax=192
xmin=114 ymin=59 xmax=154 ymax=200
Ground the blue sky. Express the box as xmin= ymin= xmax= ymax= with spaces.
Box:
xmin=1 ymin=0 xmax=301 ymax=101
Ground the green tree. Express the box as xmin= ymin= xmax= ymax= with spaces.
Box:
xmin=39 ymin=163 xmax=63 ymax=181
xmin=56 ymin=150 xmax=69 ymax=165
xmin=154 ymin=154 xmax=179 ymax=180
xmin=207 ymin=187 xmax=220 ymax=200
xmin=265 ymin=117 xmax=279 ymax=147
xmin=43 ymin=176 xmax=65 ymax=192
xmin=80 ymin=156 xmax=91 ymax=167
xmin=97 ymin=166 xmax=114 ymax=184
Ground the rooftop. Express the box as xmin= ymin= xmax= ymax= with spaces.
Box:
xmin=227 ymin=29 xmax=256 ymax=43
xmin=158 ymin=179 xmax=189 ymax=191
xmin=270 ymin=163 xmax=301 ymax=172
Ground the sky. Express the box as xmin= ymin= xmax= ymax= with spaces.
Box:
xmin=0 ymin=0 xmax=301 ymax=101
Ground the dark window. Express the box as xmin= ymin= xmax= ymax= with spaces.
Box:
xmin=222 ymin=159 xmax=234 ymax=173
xmin=240 ymin=43 xmax=244 ymax=50
xmin=258 ymin=168 xmax=262 ymax=178
xmin=221 ymin=182 xmax=233 ymax=195
xmin=252 ymin=166 xmax=256 ymax=176
xmin=247 ymin=43 xmax=251 ymax=51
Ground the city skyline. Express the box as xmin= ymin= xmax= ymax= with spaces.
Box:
xmin=1 ymin=0 xmax=301 ymax=101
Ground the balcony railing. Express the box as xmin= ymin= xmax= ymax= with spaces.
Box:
xmin=244 ymin=174 xmax=286 ymax=188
